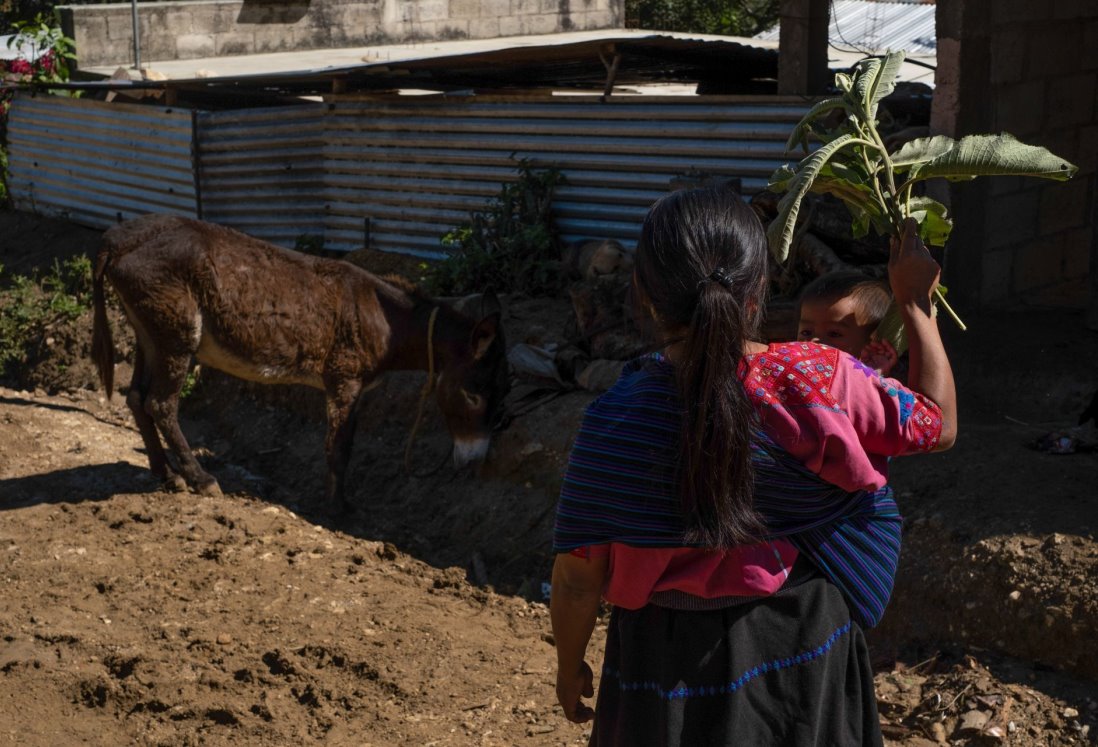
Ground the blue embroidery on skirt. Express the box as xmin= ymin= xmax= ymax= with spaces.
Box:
xmin=601 ymin=622 xmax=853 ymax=701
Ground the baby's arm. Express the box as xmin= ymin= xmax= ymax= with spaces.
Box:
xmin=860 ymin=340 xmax=898 ymax=376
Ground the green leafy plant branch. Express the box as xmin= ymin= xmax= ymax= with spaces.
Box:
xmin=767 ymin=52 xmax=1078 ymax=349
xmin=0 ymin=254 xmax=93 ymax=377
xmin=425 ymin=159 xmax=566 ymax=298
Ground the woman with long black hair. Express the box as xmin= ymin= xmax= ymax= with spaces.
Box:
xmin=550 ymin=186 xmax=956 ymax=745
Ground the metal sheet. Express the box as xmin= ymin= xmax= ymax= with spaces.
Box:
xmin=756 ymin=0 xmax=936 ymax=55
xmin=6 ymin=93 xmax=197 ymax=229
xmin=323 ymin=97 xmax=809 ymax=255
xmin=195 ymin=104 xmax=327 ymax=249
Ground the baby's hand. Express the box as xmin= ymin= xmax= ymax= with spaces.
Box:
xmin=860 ymin=340 xmax=898 ymax=376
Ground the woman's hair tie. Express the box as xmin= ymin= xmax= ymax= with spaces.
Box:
xmin=705 ymin=266 xmax=734 ymax=291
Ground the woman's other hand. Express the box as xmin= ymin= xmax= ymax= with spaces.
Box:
xmin=557 ymin=660 xmax=596 ymax=723
xmin=550 ymin=550 xmax=608 ymax=725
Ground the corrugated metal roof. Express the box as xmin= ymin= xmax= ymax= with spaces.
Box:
xmin=62 ymin=34 xmax=778 ymax=98
xmin=756 ymin=0 xmax=936 ymax=55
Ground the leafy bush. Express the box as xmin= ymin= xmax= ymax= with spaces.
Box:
xmin=425 ymin=161 xmax=566 ymax=297
xmin=625 ymin=0 xmax=778 ymax=36
xmin=0 ymin=254 xmax=93 ymax=377
xmin=1 ymin=13 xmax=77 ymax=205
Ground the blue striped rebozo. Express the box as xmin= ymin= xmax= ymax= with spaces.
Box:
xmin=552 ymin=356 xmax=902 ymax=629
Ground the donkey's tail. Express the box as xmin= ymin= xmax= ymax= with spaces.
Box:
xmin=91 ymin=247 xmax=115 ymax=398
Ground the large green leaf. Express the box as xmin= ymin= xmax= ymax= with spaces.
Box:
xmin=890 ymin=135 xmax=958 ymax=171
xmin=851 ymin=51 xmax=906 ymax=120
xmin=906 ymin=133 xmax=1078 ymax=183
xmin=904 ymin=196 xmax=953 ymax=247
xmin=766 ymin=133 xmax=857 ymax=263
xmin=785 ymin=97 xmax=848 ymax=152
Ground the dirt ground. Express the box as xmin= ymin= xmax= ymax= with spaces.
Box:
xmin=1 ymin=209 xmax=1097 ymax=746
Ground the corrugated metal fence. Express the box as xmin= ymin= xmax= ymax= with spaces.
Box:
xmin=7 ymin=93 xmax=808 ymax=256
xmin=323 ymin=96 xmax=809 ymax=254
xmin=6 ymin=95 xmax=197 ymax=228
xmin=195 ymin=105 xmax=327 ymax=249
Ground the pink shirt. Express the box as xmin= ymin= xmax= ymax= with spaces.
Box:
xmin=573 ymin=342 xmax=943 ymax=609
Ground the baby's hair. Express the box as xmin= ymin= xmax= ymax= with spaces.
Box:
xmin=798 ymin=269 xmax=891 ymax=328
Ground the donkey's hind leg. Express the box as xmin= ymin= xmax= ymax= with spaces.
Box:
xmin=126 ymin=343 xmax=186 ymax=492
xmin=142 ymin=349 xmax=222 ymax=497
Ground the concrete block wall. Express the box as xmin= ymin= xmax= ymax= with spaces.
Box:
xmin=59 ymin=0 xmax=624 ymax=68
xmin=934 ymin=0 xmax=1098 ymax=314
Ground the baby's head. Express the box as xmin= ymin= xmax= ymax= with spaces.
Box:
xmin=796 ymin=270 xmax=891 ymax=357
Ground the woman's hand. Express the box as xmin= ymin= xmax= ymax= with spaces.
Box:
xmin=556 ymin=660 xmax=595 ymax=723
xmin=550 ymin=551 xmax=608 ymax=725
xmin=889 ymin=218 xmax=941 ymax=313
xmin=888 ymin=218 xmax=958 ymax=450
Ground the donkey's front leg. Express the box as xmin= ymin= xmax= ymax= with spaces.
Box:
xmin=323 ymin=378 xmax=366 ymax=512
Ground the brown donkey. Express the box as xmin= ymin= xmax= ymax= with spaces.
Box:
xmin=92 ymin=214 xmax=509 ymax=510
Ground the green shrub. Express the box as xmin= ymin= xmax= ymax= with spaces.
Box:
xmin=425 ymin=160 xmax=566 ymax=298
xmin=0 ymin=254 xmax=93 ymax=376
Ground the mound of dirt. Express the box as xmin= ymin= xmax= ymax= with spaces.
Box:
xmin=2 ymin=208 xmax=1097 ymax=746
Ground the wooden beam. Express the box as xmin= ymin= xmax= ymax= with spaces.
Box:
xmin=777 ymin=0 xmax=830 ymax=95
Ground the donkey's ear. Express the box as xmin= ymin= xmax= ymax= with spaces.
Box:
xmin=470 ymin=312 xmax=500 ymax=361
xmin=478 ymin=290 xmax=502 ymax=321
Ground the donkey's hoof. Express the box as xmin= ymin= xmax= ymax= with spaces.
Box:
xmin=197 ymin=479 xmax=223 ymax=497
xmin=160 ymin=473 xmax=188 ymax=493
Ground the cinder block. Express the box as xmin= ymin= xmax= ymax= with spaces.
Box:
xmin=469 ymin=16 xmax=500 ymax=36
xmin=293 ymin=26 xmax=331 ymax=49
xmin=522 ymin=12 xmax=560 ymax=34
xmin=450 ymin=0 xmax=481 ymax=18
xmin=1054 ymin=0 xmax=1098 ymax=20
xmin=992 ymin=0 xmax=1048 ymax=26
xmin=499 ymin=15 xmax=521 ymax=35
xmin=208 ymin=6 xmax=242 ymax=34
xmin=482 ymin=0 xmax=512 ymax=18
xmin=1077 ymin=124 xmax=1098 ymax=171
xmin=980 ymin=248 xmax=1014 ymax=302
xmin=1011 ymin=237 xmax=1065 ymax=292
xmin=993 ymin=80 xmax=1045 ymax=136
xmin=989 ymin=29 xmax=1027 ymax=85
xmin=105 ymin=10 xmax=135 ymax=41
xmin=1039 ymin=178 xmax=1090 ymax=233
xmin=165 ymin=11 xmax=195 ymax=33
xmin=437 ymin=21 xmax=470 ymax=39
xmin=416 ymin=0 xmax=449 ymax=21
xmin=141 ymin=33 xmax=177 ymax=64
xmin=215 ymin=31 xmax=255 ymax=56
xmin=987 ymin=189 xmax=1040 ymax=250
xmin=252 ymin=29 xmax=289 ymax=53
xmin=1084 ymin=21 xmax=1098 ymax=71
xmin=175 ymin=33 xmax=216 ymax=58
xmin=1045 ymin=72 xmax=1097 ymax=128
xmin=1028 ymin=27 xmax=1083 ymax=77
xmin=989 ymin=176 xmax=1026 ymax=197
xmin=1063 ymin=226 xmax=1094 ymax=278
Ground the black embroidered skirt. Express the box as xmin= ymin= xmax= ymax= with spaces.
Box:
xmin=588 ymin=563 xmax=882 ymax=747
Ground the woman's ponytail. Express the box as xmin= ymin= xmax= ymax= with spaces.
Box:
xmin=634 ymin=186 xmax=770 ymax=548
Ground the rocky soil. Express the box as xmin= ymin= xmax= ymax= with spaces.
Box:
xmin=1 ymin=210 xmax=1096 ymax=746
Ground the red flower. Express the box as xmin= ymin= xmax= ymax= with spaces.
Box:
xmin=9 ymin=58 xmax=32 ymax=75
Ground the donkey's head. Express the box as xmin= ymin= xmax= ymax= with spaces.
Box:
xmin=435 ymin=292 xmax=510 ymax=467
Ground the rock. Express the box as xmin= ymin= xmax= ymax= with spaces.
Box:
xmin=1063 ymin=707 xmax=1079 ymax=718
xmin=576 ymin=360 xmax=625 ymax=392
xmin=959 ymin=710 xmax=990 ymax=733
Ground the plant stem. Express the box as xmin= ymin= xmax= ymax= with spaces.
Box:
xmin=933 ymin=287 xmax=966 ymax=331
